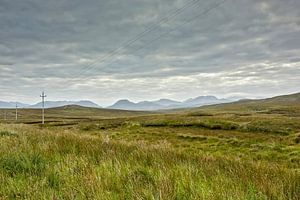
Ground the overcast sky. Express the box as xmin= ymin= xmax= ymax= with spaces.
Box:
xmin=0 ymin=0 xmax=299 ymax=106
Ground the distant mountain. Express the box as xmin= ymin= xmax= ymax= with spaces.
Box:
xmin=0 ymin=95 xmax=244 ymax=110
xmin=108 ymin=100 xmax=137 ymax=110
xmin=2 ymin=93 xmax=298 ymax=111
xmin=0 ymin=101 xmax=29 ymax=108
xmin=29 ymin=100 xmax=100 ymax=108
xmin=183 ymin=96 xmax=229 ymax=107
xmin=108 ymin=96 xmax=235 ymax=111
xmin=108 ymin=99 xmax=163 ymax=111
xmin=152 ymin=99 xmax=181 ymax=106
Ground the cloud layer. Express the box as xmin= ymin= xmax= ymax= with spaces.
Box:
xmin=0 ymin=0 xmax=299 ymax=105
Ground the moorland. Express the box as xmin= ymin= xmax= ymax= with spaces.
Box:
xmin=0 ymin=93 xmax=299 ymax=199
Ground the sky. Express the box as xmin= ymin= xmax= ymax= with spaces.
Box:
xmin=0 ymin=0 xmax=299 ymax=106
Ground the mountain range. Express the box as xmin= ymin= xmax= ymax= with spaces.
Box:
xmin=0 ymin=101 xmax=30 ymax=108
xmin=29 ymin=100 xmax=100 ymax=109
xmin=0 ymin=96 xmax=237 ymax=110
xmin=0 ymin=100 xmax=100 ymax=109
xmin=1 ymin=93 xmax=299 ymax=111
xmin=108 ymin=96 xmax=236 ymax=111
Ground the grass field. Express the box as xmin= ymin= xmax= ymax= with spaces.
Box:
xmin=0 ymin=94 xmax=299 ymax=199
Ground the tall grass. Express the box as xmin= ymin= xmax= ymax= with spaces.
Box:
xmin=0 ymin=124 xmax=299 ymax=199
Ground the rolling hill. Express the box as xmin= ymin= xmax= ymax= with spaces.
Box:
xmin=0 ymin=105 xmax=153 ymax=123
xmin=0 ymin=100 xmax=101 ymax=109
xmin=193 ymin=92 xmax=300 ymax=114
xmin=29 ymin=100 xmax=100 ymax=108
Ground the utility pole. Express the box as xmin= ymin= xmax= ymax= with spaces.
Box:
xmin=40 ymin=92 xmax=47 ymax=124
xmin=15 ymin=103 xmax=18 ymax=121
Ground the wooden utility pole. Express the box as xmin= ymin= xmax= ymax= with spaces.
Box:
xmin=40 ymin=92 xmax=47 ymax=124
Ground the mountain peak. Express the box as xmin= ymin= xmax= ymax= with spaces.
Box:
xmin=116 ymin=99 xmax=133 ymax=103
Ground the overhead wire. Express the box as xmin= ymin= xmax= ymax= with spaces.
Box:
xmin=69 ymin=0 xmax=204 ymax=78
xmin=73 ymin=0 xmax=229 ymax=82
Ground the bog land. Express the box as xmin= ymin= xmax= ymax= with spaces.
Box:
xmin=0 ymin=93 xmax=299 ymax=199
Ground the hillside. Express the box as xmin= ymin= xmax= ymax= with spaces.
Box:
xmin=261 ymin=92 xmax=300 ymax=103
xmin=0 ymin=105 xmax=153 ymax=123
xmin=192 ymin=92 xmax=300 ymax=114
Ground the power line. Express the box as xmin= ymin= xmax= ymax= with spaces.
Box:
xmin=69 ymin=0 xmax=204 ymax=79
xmin=73 ymin=0 xmax=228 ymax=82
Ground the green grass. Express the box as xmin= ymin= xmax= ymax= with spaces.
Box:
xmin=0 ymin=131 xmax=15 ymax=137
xmin=0 ymin=153 xmax=46 ymax=177
xmin=0 ymin=125 xmax=299 ymax=199
xmin=0 ymin=99 xmax=299 ymax=199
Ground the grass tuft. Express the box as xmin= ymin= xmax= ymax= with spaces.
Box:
xmin=0 ymin=153 xmax=46 ymax=177
xmin=0 ymin=130 xmax=17 ymax=137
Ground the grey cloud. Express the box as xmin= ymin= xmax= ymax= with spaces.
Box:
xmin=0 ymin=0 xmax=299 ymax=105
